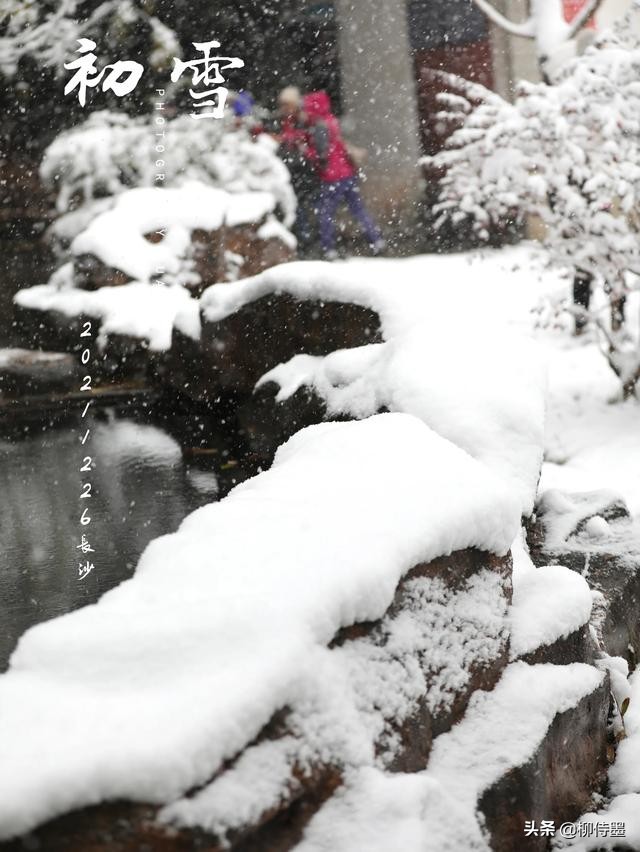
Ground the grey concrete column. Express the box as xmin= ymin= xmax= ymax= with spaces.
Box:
xmin=333 ymin=0 xmax=424 ymax=241
xmin=489 ymin=0 xmax=540 ymax=96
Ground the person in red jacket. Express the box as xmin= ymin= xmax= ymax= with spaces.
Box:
xmin=273 ymin=86 xmax=318 ymax=252
xmin=303 ymin=90 xmax=384 ymax=259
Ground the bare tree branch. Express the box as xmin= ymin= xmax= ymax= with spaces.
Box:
xmin=470 ymin=0 xmax=536 ymax=38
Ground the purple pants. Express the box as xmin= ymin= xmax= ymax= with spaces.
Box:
xmin=317 ymin=177 xmax=381 ymax=253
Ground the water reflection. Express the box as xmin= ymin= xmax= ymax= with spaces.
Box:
xmin=0 ymin=412 xmax=216 ymax=670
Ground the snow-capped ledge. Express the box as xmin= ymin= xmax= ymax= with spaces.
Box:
xmin=197 ymin=256 xmax=547 ymax=516
xmin=0 ymin=413 xmax=522 ymax=840
xmin=509 ymin=565 xmax=593 ymax=660
xmin=72 ymin=183 xmax=279 ymax=283
xmin=15 ymin=280 xmax=198 ymax=352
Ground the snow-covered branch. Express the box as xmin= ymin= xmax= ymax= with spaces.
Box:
xmin=470 ymin=0 xmax=535 ymax=38
xmin=41 ymin=110 xmax=297 ymax=241
xmin=471 ymin=0 xmax=607 ymax=76
xmin=0 ymin=0 xmax=180 ymax=77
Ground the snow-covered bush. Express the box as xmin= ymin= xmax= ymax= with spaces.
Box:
xmin=42 ymin=110 xmax=296 ymax=234
xmin=425 ymin=5 xmax=640 ymax=397
xmin=27 ymin=108 xmax=296 ymax=318
xmin=0 ymin=0 xmax=179 ymax=78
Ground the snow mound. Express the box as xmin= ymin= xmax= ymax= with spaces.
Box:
xmin=295 ymin=767 xmax=484 ymax=852
xmin=297 ymin=662 xmax=604 ymax=852
xmin=15 ymin=281 xmax=198 ymax=352
xmin=0 ymin=413 xmax=522 ymax=839
xmin=509 ymin=565 xmax=593 ymax=659
xmin=71 ymin=183 xmax=277 ymax=283
xmin=536 ymin=489 xmax=629 ymax=549
xmin=160 ymin=566 xmax=509 ymax=838
xmin=93 ymin=421 xmax=182 ymax=465
xmin=200 ymin=255 xmax=546 ymax=514
xmin=553 ymin=794 xmax=640 ymax=851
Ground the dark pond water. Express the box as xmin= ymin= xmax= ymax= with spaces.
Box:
xmin=0 ymin=408 xmax=235 ymax=670
xmin=0 ymin=236 xmax=54 ymax=348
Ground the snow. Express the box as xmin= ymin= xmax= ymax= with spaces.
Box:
xmin=42 ymin=110 xmax=296 ymax=227
xmin=161 ymin=564 xmax=509 ymax=838
xmin=185 ymin=468 xmax=220 ymax=497
xmin=428 ymin=661 xmax=604 ymax=810
xmin=201 ymin=249 xmax=549 ymax=515
xmin=427 ymin=14 xmax=640 ymax=392
xmin=0 ymin=348 xmax=70 ymax=367
xmin=540 ymin=300 xmax=640 ymax=513
xmin=257 ymin=216 xmax=298 ymax=249
xmin=14 ymin=281 xmax=198 ymax=352
xmin=92 ymin=420 xmax=182 ymax=465
xmin=297 ymin=662 xmax=605 ymax=852
xmin=4 ymin=243 xmax=640 ymax=840
xmin=553 ymin=794 xmax=640 ymax=850
xmin=509 ymin=565 xmax=593 ymax=659
xmin=0 ymin=412 xmax=523 ymax=839
xmin=71 ymin=183 xmax=277 ymax=283
xmin=608 ymin=664 xmax=640 ymax=797
xmin=295 ymin=768 xmax=479 ymax=852
xmin=534 ymin=488 xmax=628 ymax=549
xmin=554 ymin=663 xmax=640 ymax=850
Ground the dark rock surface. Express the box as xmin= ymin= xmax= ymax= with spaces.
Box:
xmin=67 ymin=222 xmax=294 ymax=296
xmin=236 ymin=382 xmax=333 ymax=460
xmin=162 ymin=293 xmax=382 ymax=414
xmin=527 ymin=490 xmax=640 ymax=664
xmin=0 ymin=349 xmax=76 ymax=398
xmin=73 ymin=253 xmax=131 ymax=290
xmin=480 ymin=676 xmax=611 ymax=852
xmin=223 ymin=224 xmax=295 ymax=282
xmin=520 ymin=623 xmax=596 ymax=667
xmin=13 ymin=304 xmax=93 ymax=356
xmin=11 ymin=306 xmax=154 ymax=386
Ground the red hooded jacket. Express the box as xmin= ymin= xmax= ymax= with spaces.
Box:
xmin=303 ymin=91 xmax=355 ymax=183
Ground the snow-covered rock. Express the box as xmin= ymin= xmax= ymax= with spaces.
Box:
xmin=554 ymin=663 xmax=640 ymax=850
xmin=192 ymin=256 xmax=546 ymax=515
xmin=0 ymin=413 xmax=523 ymax=839
xmin=71 ymin=184 xmax=284 ymax=286
xmin=15 ymin=280 xmax=197 ymax=353
xmin=528 ymin=488 xmax=640 ymax=662
xmin=509 ymin=564 xmax=593 ymax=660
xmin=296 ymin=662 xmax=607 ymax=852
xmin=0 ymin=348 xmax=75 ymax=398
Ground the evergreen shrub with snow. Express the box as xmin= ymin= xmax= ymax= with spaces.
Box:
xmin=0 ymin=0 xmax=179 ymax=79
xmin=43 ymin=110 xmax=296 ymax=244
xmin=425 ymin=5 xmax=640 ymax=397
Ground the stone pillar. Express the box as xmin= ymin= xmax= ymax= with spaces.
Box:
xmin=333 ymin=0 xmax=424 ymax=243
xmin=489 ymin=0 xmax=541 ymax=97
